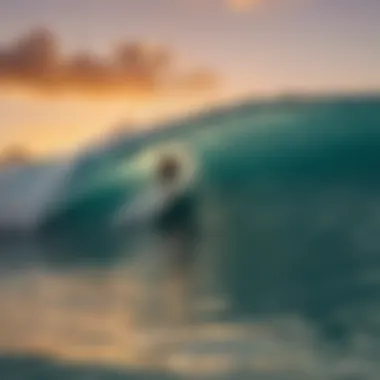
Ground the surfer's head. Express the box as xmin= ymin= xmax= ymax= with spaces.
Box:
xmin=156 ymin=155 xmax=180 ymax=184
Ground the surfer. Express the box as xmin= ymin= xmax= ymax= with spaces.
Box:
xmin=153 ymin=155 xmax=199 ymax=324
xmin=115 ymin=153 xmax=199 ymax=325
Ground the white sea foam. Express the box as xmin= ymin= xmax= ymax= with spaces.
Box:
xmin=0 ymin=161 xmax=73 ymax=231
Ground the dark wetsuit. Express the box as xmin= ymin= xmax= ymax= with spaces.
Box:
xmin=153 ymin=190 xmax=198 ymax=275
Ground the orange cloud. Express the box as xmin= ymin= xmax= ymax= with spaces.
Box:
xmin=0 ymin=28 xmax=220 ymax=99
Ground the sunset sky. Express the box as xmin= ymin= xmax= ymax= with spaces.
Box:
xmin=0 ymin=0 xmax=379 ymax=157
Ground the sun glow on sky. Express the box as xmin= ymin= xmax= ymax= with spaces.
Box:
xmin=0 ymin=0 xmax=379 ymax=158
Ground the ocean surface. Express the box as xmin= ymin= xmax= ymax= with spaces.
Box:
xmin=1 ymin=95 xmax=380 ymax=379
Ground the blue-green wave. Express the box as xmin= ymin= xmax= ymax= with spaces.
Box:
xmin=3 ymin=95 xmax=380 ymax=343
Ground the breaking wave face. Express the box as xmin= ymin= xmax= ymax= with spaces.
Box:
xmin=1 ymin=95 xmax=380 ymax=379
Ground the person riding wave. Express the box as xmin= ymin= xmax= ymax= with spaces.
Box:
xmin=115 ymin=153 xmax=199 ymax=325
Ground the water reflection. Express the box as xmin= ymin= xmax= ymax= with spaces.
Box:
xmin=0 ymin=235 xmax=379 ymax=379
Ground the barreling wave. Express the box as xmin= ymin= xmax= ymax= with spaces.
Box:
xmin=1 ymin=95 xmax=380 ymax=343
xmin=37 ymin=95 xmax=380 ymax=233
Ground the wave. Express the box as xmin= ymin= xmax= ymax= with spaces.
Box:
xmin=1 ymin=96 xmax=380 ymax=377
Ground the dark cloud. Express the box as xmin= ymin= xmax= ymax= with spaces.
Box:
xmin=0 ymin=28 xmax=219 ymax=97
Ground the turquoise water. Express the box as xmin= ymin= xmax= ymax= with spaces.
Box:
xmin=1 ymin=95 xmax=380 ymax=379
